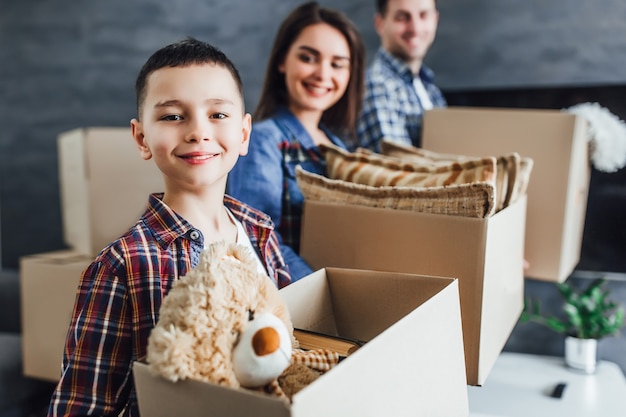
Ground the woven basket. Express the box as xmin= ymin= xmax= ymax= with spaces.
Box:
xmin=296 ymin=166 xmax=496 ymax=219
xmin=378 ymin=140 xmax=533 ymax=212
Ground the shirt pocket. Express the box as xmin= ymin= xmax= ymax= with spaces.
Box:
xmin=294 ymin=159 xmax=326 ymax=177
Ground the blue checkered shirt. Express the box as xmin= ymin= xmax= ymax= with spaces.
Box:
xmin=357 ymin=47 xmax=447 ymax=152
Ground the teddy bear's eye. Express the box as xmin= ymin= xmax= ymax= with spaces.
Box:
xmin=248 ymin=309 xmax=255 ymax=321
xmin=232 ymin=330 xmax=241 ymax=345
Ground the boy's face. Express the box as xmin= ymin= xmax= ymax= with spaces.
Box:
xmin=131 ymin=64 xmax=251 ymax=193
xmin=375 ymin=0 xmax=438 ymax=69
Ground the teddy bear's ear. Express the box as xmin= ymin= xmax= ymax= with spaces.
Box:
xmin=202 ymin=241 xmax=228 ymax=264
xmin=228 ymin=243 xmax=260 ymax=269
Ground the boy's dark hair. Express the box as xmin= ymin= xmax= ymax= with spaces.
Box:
xmin=135 ymin=37 xmax=244 ymax=117
xmin=254 ymin=1 xmax=365 ymax=139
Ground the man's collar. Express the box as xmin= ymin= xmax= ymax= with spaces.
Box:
xmin=377 ymin=47 xmax=436 ymax=82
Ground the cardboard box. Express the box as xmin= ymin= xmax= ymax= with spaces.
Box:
xmin=19 ymin=250 xmax=92 ymax=381
xmin=134 ymin=268 xmax=469 ymax=417
xmin=422 ymin=107 xmax=590 ymax=282
xmin=58 ymin=127 xmax=164 ymax=256
xmin=300 ymin=197 xmax=527 ymax=386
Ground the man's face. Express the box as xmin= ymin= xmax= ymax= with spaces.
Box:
xmin=375 ymin=0 xmax=439 ymax=71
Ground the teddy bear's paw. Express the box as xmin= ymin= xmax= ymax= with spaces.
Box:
xmin=277 ymin=363 xmax=323 ymax=400
xmin=146 ymin=325 xmax=196 ymax=382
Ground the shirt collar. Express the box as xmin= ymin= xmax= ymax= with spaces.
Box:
xmin=142 ymin=194 xmax=191 ymax=248
xmin=223 ymin=194 xmax=274 ymax=230
xmin=141 ymin=193 xmax=275 ymax=248
xmin=376 ymin=47 xmax=436 ymax=83
xmin=274 ymin=106 xmax=345 ymax=149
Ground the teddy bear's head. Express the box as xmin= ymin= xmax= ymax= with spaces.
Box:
xmin=146 ymin=241 xmax=294 ymax=388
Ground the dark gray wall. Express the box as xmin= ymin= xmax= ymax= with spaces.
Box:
xmin=1 ymin=0 xmax=625 ymax=375
xmin=4 ymin=0 xmax=626 ymax=269
xmin=0 ymin=0 xmax=376 ymax=268
xmin=429 ymin=0 xmax=626 ymax=90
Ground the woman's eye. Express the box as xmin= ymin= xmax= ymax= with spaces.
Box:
xmin=298 ymin=53 xmax=315 ymax=63
xmin=332 ymin=61 xmax=348 ymax=70
xmin=161 ymin=114 xmax=182 ymax=121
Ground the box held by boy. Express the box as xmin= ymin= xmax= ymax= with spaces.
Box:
xmin=133 ymin=268 xmax=469 ymax=417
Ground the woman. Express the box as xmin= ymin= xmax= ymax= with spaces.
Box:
xmin=228 ymin=1 xmax=365 ymax=280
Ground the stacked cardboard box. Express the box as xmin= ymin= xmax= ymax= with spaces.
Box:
xmin=19 ymin=251 xmax=92 ymax=381
xmin=422 ymin=107 xmax=590 ymax=283
xmin=20 ymin=127 xmax=165 ymax=381
xmin=58 ymin=127 xmax=164 ymax=256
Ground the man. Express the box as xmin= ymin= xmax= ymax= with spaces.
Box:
xmin=357 ymin=0 xmax=446 ymax=152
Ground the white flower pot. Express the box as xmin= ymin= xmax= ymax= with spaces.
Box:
xmin=564 ymin=336 xmax=597 ymax=374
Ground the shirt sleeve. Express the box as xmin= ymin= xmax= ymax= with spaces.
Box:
xmin=228 ymin=125 xmax=285 ymax=228
xmin=48 ymin=260 xmax=133 ymax=417
xmin=276 ymin=236 xmax=313 ymax=282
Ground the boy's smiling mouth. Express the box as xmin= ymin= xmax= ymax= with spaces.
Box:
xmin=178 ymin=152 xmax=218 ymax=162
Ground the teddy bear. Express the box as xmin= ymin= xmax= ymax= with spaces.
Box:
xmin=146 ymin=241 xmax=339 ymax=400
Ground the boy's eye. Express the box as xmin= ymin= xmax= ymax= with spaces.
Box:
xmin=210 ymin=112 xmax=227 ymax=119
xmin=161 ymin=114 xmax=183 ymax=121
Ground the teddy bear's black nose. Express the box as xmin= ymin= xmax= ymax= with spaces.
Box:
xmin=248 ymin=309 xmax=255 ymax=321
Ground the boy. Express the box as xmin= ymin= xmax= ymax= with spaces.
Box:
xmin=357 ymin=0 xmax=447 ymax=152
xmin=47 ymin=38 xmax=292 ymax=417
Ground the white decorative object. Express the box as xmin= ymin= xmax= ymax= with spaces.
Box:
xmin=564 ymin=336 xmax=597 ymax=374
xmin=232 ymin=312 xmax=292 ymax=388
xmin=565 ymin=102 xmax=626 ymax=173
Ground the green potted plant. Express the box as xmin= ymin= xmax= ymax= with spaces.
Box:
xmin=520 ymin=277 xmax=625 ymax=373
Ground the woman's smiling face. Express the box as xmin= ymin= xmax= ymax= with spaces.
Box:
xmin=279 ymin=22 xmax=351 ymax=120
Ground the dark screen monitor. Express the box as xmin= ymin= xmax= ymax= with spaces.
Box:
xmin=575 ymin=168 xmax=626 ymax=275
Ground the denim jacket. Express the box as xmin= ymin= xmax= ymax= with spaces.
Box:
xmin=228 ymin=107 xmax=347 ymax=280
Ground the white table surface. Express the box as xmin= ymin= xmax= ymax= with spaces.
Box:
xmin=468 ymin=351 xmax=626 ymax=417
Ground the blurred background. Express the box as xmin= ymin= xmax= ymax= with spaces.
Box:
xmin=1 ymin=0 xmax=625 ymax=375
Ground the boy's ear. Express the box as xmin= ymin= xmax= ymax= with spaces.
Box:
xmin=130 ymin=118 xmax=153 ymax=160
xmin=239 ymin=113 xmax=252 ymax=156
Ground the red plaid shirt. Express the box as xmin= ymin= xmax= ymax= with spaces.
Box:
xmin=47 ymin=193 xmax=291 ymax=417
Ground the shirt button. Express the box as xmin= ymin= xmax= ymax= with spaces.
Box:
xmin=189 ymin=230 xmax=200 ymax=241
